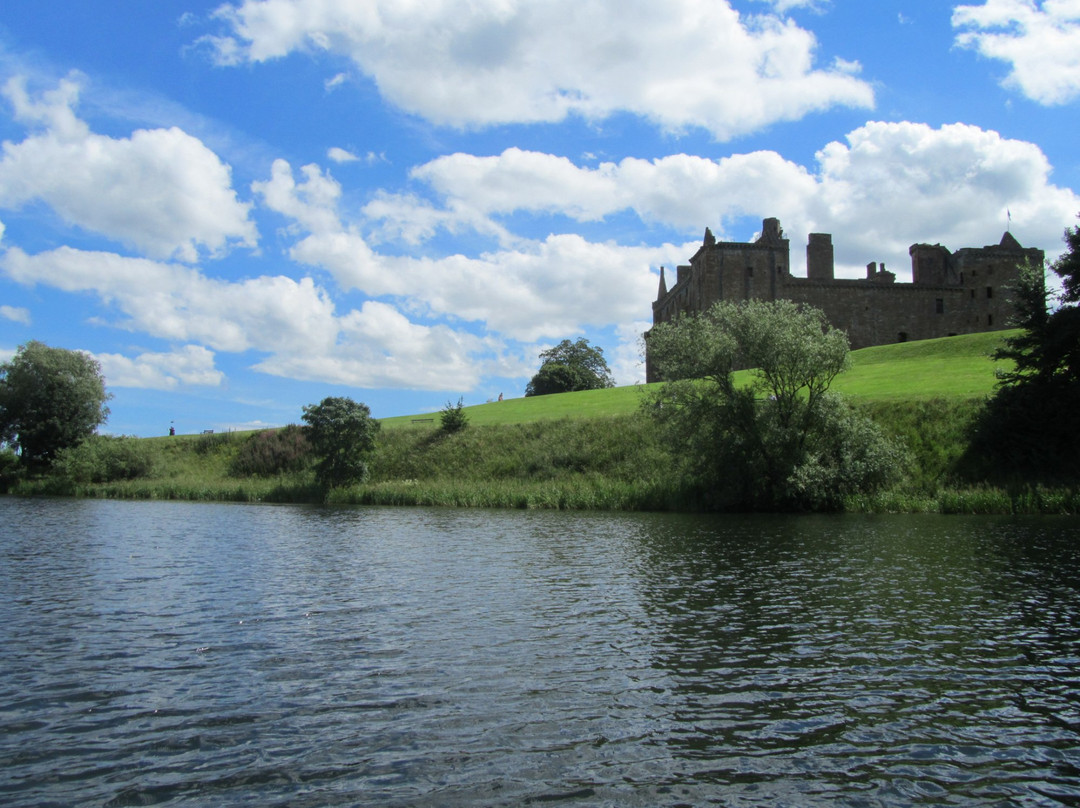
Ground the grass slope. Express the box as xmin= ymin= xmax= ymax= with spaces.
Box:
xmin=20 ymin=330 xmax=1073 ymax=514
xmin=381 ymin=330 xmax=1014 ymax=429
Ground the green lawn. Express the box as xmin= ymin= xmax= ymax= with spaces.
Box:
xmin=380 ymin=330 xmax=1014 ymax=429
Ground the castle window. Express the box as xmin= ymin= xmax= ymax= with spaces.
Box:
xmin=988 ymin=314 xmax=993 ymax=326
xmin=898 ymin=332 xmax=908 ymax=342
xmin=986 ymin=286 xmax=993 ymax=299
xmin=935 ymin=298 xmax=944 ymax=314
xmin=970 ymin=290 xmax=975 ymax=299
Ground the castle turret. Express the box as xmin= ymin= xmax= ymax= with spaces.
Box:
xmin=807 ymin=233 xmax=834 ymax=280
xmin=656 ymin=266 xmax=667 ymax=300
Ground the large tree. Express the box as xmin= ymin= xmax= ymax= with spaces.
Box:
xmin=525 ymin=338 xmax=615 ymax=397
xmin=645 ymin=300 xmax=900 ymax=511
xmin=301 ymin=396 xmax=380 ymax=488
xmin=0 ymin=341 xmax=111 ymax=468
xmin=969 ymin=216 xmax=1080 ymax=479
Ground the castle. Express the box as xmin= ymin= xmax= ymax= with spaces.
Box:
xmin=646 ymin=218 xmax=1043 ymax=382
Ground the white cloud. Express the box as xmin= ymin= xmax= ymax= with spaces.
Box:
xmin=327 ymin=146 xmax=358 ymax=163
xmin=954 ymin=0 xmax=1080 ymax=104
xmin=205 ymin=0 xmax=873 ymax=139
xmin=0 ymin=74 xmax=257 ymax=261
xmin=96 ymin=345 xmax=225 ymax=389
xmin=373 ymin=123 xmax=1078 ymax=278
xmin=0 ymin=305 xmax=30 ymax=325
xmin=0 ymin=246 xmax=500 ymax=390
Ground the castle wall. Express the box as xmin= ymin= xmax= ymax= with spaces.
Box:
xmin=647 ymin=218 xmax=1043 ymax=382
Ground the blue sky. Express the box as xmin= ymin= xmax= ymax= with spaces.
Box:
xmin=1 ymin=0 xmax=1079 ymax=436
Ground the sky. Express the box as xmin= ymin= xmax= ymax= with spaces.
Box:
xmin=1 ymin=0 xmax=1079 ymax=437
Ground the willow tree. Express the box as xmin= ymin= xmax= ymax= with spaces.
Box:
xmin=645 ymin=300 xmax=900 ymax=511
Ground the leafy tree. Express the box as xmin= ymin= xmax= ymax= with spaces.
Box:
xmin=525 ymin=338 xmax=615 ymax=396
xmin=440 ymin=397 xmax=469 ymax=434
xmin=301 ymin=397 xmax=380 ymax=488
xmin=645 ymin=299 xmax=900 ymax=511
xmin=0 ymin=341 xmax=111 ymax=468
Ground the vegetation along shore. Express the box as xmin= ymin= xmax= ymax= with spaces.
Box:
xmin=2 ymin=329 xmax=1078 ymax=514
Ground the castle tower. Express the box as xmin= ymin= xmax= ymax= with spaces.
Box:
xmin=806 ymin=233 xmax=834 ymax=281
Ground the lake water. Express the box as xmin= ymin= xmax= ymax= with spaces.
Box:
xmin=3 ymin=499 xmax=1080 ymax=807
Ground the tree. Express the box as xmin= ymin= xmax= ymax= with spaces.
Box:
xmin=0 ymin=341 xmax=111 ymax=468
xmin=301 ymin=397 xmax=380 ymax=488
xmin=967 ymin=216 xmax=1080 ymax=480
xmin=645 ymin=299 xmax=901 ymax=511
xmin=440 ymin=397 xmax=469 ymax=434
xmin=525 ymin=338 xmax=615 ymax=397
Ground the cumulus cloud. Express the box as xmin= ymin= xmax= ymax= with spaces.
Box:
xmin=96 ymin=345 xmax=225 ymax=389
xmin=372 ymin=122 xmax=1078 ymax=278
xmin=0 ymin=246 xmax=499 ymax=390
xmin=256 ymin=158 xmax=686 ymax=342
xmin=204 ymin=0 xmax=873 ymax=139
xmin=0 ymin=74 xmax=257 ymax=261
xmin=0 ymin=305 xmax=30 ymax=325
xmin=954 ymin=0 xmax=1080 ymax=104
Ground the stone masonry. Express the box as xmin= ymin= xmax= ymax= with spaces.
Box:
xmin=645 ymin=217 xmax=1044 ymax=382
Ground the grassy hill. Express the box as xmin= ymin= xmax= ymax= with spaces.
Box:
xmin=380 ymin=329 xmax=1013 ymax=429
xmin=18 ymin=329 xmax=1078 ymax=514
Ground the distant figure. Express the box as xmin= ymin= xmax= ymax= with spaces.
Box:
xmin=169 ymin=426 xmax=175 ymax=436
xmin=498 ymin=393 xmax=503 ymax=401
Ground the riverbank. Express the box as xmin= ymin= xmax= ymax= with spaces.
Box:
xmin=6 ymin=398 xmax=1079 ymax=514
xmin=4 ymin=331 xmax=1079 ymax=514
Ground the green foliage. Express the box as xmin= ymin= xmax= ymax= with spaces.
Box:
xmin=645 ymin=300 xmax=902 ymax=511
xmin=0 ymin=340 xmax=111 ymax=467
xmin=0 ymin=447 xmax=20 ymax=492
xmin=971 ymin=218 xmax=1080 ymax=482
xmin=230 ymin=425 xmax=310 ymax=476
xmin=301 ymin=396 xmax=380 ymax=488
xmin=194 ymin=431 xmax=237 ymax=455
xmin=53 ymin=435 xmax=154 ymax=483
xmin=525 ymin=338 xmax=615 ymax=396
xmin=439 ymin=397 xmax=469 ymax=434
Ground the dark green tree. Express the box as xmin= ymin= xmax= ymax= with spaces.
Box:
xmin=967 ymin=216 xmax=1080 ymax=480
xmin=439 ymin=397 xmax=468 ymax=434
xmin=645 ymin=300 xmax=900 ymax=511
xmin=301 ymin=397 xmax=380 ymax=488
xmin=525 ymin=338 xmax=615 ymax=397
xmin=0 ymin=340 xmax=111 ymax=468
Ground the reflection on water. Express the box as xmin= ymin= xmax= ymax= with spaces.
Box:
xmin=1 ymin=499 xmax=1080 ymax=806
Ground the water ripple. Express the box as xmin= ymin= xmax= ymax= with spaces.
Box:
xmin=2 ymin=501 xmax=1080 ymax=805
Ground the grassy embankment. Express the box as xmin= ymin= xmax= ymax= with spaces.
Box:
xmin=13 ymin=330 xmax=1080 ymax=513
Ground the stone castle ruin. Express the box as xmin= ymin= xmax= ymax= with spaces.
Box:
xmin=646 ymin=218 xmax=1043 ymax=382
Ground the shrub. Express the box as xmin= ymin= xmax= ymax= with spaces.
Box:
xmin=230 ymin=425 xmax=311 ymax=477
xmin=0 ymin=447 xmax=20 ymax=492
xmin=440 ymin=398 xmax=469 ymax=434
xmin=54 ymin=435 xmax=154 ymax=483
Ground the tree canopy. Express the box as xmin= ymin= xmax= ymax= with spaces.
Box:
xmin=301 ymin=396 xmax=380 ymax=488
xmin=0 ymin=341 xmax=111 ymax=468
xmin=645 ymin=300 xmax=900 ymax=511
xmin=969 ymin=216 xmax=1080 ymax=479
xmin=525 ymin=338 xmax=615 ymax=397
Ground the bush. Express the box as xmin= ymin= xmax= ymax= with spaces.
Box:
xmin=440 ymin=398 xmax=469 ymax=434
xmin=230 ymin=426 xmax=311 ymax=477
xmin=0 ymin=447 xmax=20 ymax=492
xmin=54 ymin=435 xmax=154 ymax=483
